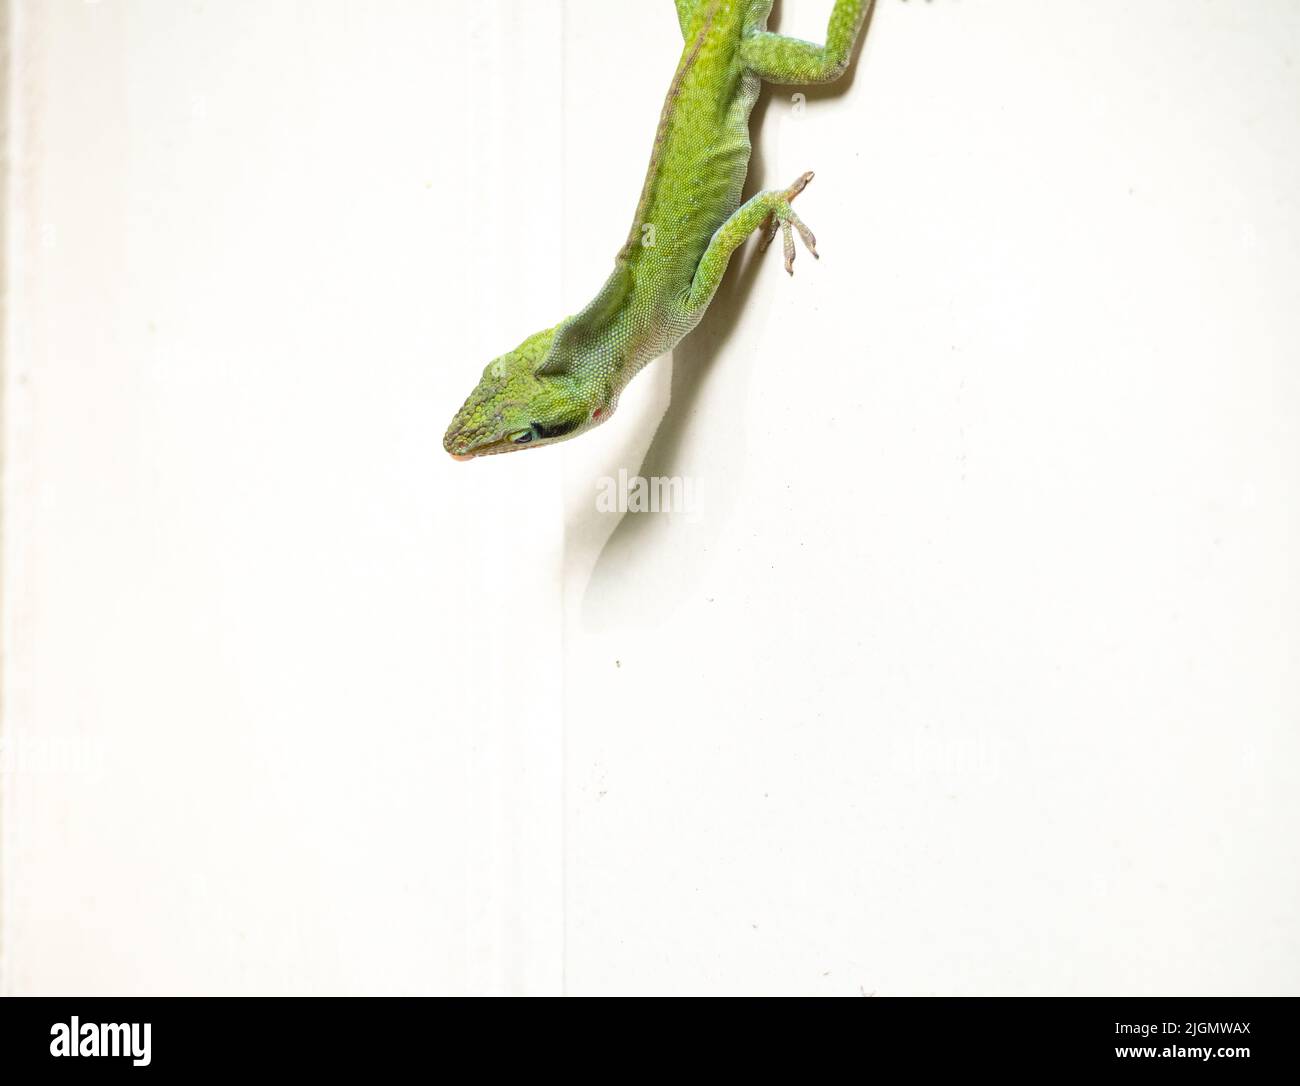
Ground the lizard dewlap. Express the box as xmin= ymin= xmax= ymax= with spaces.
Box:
xmin=443 ymin=0 xmax=871 ymax=460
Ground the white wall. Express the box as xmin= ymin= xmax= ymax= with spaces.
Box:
xmin=3 ymin=0 xmax=1298 ymax=995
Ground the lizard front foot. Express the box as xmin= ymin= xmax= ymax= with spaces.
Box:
xmin=758 ymin=171 xmax=819 ymax=276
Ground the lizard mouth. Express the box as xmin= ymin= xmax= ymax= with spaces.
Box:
xmin=442 ymin=424 xmax=494 ymax=460
xmin=445 ymin=437 xmax=532 ymax=460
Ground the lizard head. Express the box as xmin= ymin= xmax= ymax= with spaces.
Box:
xmin=443 ymin=325 xmax=596 ymax=460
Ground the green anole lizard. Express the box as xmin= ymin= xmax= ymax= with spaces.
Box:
xmin=444 ymin=0 xmax=872 ymax=460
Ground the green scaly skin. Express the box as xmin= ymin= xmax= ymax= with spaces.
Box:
xmin=444 ymin=0 xmax=872 ymax=460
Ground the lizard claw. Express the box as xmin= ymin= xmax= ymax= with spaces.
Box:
xmin=757 ymin=171 xmax=819 ymax=275
xmin=780 ymin=212 xmax=819 ymax=275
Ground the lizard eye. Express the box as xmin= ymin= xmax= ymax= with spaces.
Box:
xmin=509 ymin=429 xmax=535 ymax=445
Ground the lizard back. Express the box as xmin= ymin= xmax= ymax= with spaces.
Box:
xmin=539 ymin=0 xmax=776 ymax=400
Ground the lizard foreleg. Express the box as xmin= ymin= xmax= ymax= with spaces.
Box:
xmin=682 ymin=171 xmax=818 ymax=314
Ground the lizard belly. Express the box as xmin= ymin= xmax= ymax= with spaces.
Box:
xmin=594 ymin=2 xmax=770 ymax=398
xmin=612 ymin=68 xmax=763 ymax=392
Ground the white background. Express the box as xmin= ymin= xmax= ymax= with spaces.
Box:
xmin=2 ymin=0 xmax=1297 ymax=995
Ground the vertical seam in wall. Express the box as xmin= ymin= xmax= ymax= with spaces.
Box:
xmin=0 ymin=0 xmax=15 ymax=999
xmin=0 ymin=0 xmax=35 ymax=1000
xmin=557 ymin=0 xmax=569 ymax=1000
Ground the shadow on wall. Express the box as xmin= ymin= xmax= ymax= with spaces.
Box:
xmin=575 ymin=1 xmax=875 ymax=628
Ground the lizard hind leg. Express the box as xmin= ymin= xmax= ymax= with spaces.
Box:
xmin=741 ymin=0 xmax=873 ymax=84
xmin=758 ymin=170 xmax=819 ymax=276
